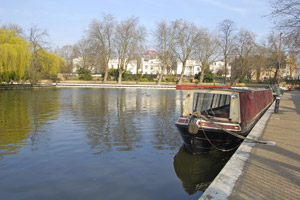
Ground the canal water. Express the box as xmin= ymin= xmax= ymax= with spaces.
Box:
xmin=0 ymin=88 xmax=233 ymax=200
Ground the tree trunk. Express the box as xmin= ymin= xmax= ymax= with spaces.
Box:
xmin=256 ymin=68 xmax=260 ymax=82
xmin=224 ymin=55 xmax=227 ymax=84
xmin=178 ymin=62 xmax=186 ymax=85
xmin=118 ymin=68 xmax=122 ymax=84
xmin=198 ymin=71 xmax=204 ymax=85
xmin=157 ymin=64 xmax=166 ymax=85
xmin=231 ymin=76 xmax=240 ymax=86
xmin=157 ymin=74 xmax=163 ymax=85
xmin=198 ymin=65 xmax=207 ymax=85
xmin=103 ymin=69 xmax=108 ymax=83
xmin=272 ymin=66 xmax=279 ymax=85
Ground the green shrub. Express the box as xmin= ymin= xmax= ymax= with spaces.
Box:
xmin=138 ymin=78 xmax=149 ymax=82
xmin=77 ymin=68 xmax=92 ymax=80
xmin=195 ymin=69 xmax=214 ymax=82
xmin=164 ymin=74 xmax=175 ymax=82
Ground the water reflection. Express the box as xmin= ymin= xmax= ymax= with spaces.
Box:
xmin=0 ymin=88 xmax=233 ymax=199
xmin=0 ymin=89 xmax=59 ymax=155
xmin=173 ymin=146 xmax=233 ymax=195
xmin=27 ymin=89 xmax=60 ymax=150
xmin=59 ymin=88 xmax=185 ymax=154
xmin=0 ymin=91 xmax=31 ymax=156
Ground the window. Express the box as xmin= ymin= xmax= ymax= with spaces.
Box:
xmin=193 ymin=93 xmax=231 ymax=118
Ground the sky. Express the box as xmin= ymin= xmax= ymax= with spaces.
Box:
xmin=0 ymin=0 xmax=274 ymax=49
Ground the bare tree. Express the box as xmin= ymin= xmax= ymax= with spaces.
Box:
xmin=73 ymin=38 xmax=95 ymax=71
xmin=114 ymin=17 xmax=146 ymax=84
xmin=266 ymin=32 xmax=287 ymax=84
xmin=88 ymin=14 xmax=115 ymax=83
xmin=268 ymin=0 xmax=300 ymax=52
xmin=173 ymin=19 xmax=201 ymax=85
xmin=196 ymin=29 xmax=220 ymax=84
xmin=132 ymin=44 xmax=146 ymax=74
xmin=55 ymin=45 xmax=75 ymax=73
xmin=153 ymin=20 xmax=177 ymax=85
xmin=28 ymin=25 xmax=49 ymax=84
xmin=252 ymin=43 xmax=268 ymax=82
xmin=231 ymin=29 xmax=256 ymax=86
xmin=218 ymin=19 xmax=236 ymax=83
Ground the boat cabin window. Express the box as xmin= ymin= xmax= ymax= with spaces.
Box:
xmin=193 ymin=93 xmax=230 ymax=118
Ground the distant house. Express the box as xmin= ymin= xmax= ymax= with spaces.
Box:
xmin=72 ymin=57 xmax=138 ymax=74
xmin=72 ymin=57 xmax=95 ymax=73
xmin=141 ymin=50 xmax=162 ymax=75
xmin=108 ymin=59 xmax=138 ymax=74
xmin=73 ymin=50 xmax=233 ymax=77
xmin=250 ymin=56 xmax=300 ymax=81
xmin=209 ymin=61 xmax=232 ymax=77
xmin=176 ymin=60 xmax=201 ymax=76
xmin=141 ymin=50 xmax=202 ymax=76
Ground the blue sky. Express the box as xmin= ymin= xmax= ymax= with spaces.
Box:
xmin=0 ymin=0 xmax=273 ymax=49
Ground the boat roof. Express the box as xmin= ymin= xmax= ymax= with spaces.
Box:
xmin=187 ymin=87 xmax=270 ymax=93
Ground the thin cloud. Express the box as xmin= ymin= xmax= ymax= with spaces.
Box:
xmin=198 ymin=0 xmax=248 ymax=16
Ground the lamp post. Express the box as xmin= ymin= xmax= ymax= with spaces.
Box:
xmin=278 ymin=33 xmax=282 ymax=84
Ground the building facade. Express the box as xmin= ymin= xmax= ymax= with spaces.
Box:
xmin=175 ymin=60 xmax=201 ymax=76
xmin=72 ymin=50 xmax=234 ymax=77
xmin=250 ymin=56 xmax=300 ymax=81
xmin=209 ymin=61 xmax=232 ymax=78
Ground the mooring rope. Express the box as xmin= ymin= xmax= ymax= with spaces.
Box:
xmin=199 ymin=123 xmax=242 ymax=152
xmin=190 ymin=111 xmax=267 ymax=152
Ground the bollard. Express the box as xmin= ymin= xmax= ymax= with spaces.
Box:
xmin=274 ymin=96 xmax=280 ymax=113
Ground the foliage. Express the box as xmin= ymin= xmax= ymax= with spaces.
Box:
xmin=108 ymin=69 xmax=146 ymax=81
xmin=286 ymin=80 xmax=300 ymax=85
xmin=108 ymin=69 xmax=119 ymax=80
xmin=38 ymin=49 xmax=64 ymax=75
xmin=163 ymin=74 xmax=175 ymax=82
xmin=0 ymin=27 xmax=31 ymax=82
xmin=195 ymin=69 xmax=214 ymax=83
xmin=77 ymin=68 xmax=92 ymax=80
xmin=138 ymin=78 xmax=149 ymax=82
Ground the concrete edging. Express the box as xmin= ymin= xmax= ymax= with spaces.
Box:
xmin=54 ymin=83 xmax=176 ymax=89
xmin=199 ymin=101 xmax=275 ymax=200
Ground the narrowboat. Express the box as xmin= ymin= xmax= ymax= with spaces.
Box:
xmin=175 ymin=87 xmax=273 ymax=153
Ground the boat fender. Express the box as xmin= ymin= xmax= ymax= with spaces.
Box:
xmin=188 ymin=118 xmax=199 ymax=135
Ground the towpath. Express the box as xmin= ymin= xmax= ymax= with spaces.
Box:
xmin=200 ymin=90 xmax=300 ymax=200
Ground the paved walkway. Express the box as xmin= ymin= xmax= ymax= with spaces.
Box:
xmin=201 ymin=91 xmax=300 ymax=200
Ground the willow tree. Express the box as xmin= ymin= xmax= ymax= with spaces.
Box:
xmin=0 ymin=27 xmax=31 ymax=82
xmin=37 ymin=49 xmax=65 ymax=76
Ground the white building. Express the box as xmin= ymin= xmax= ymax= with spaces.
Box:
xmin=73 ymin=51 xmax=235 ymax=78
xmin=176 ymin=60 xmax=201 ymax=76
xmin=140 ymin=50 xmax=201 ymax=76
xmin=72 ymin=57 xmax=138 ymax=74
xmin=209 ymin=61 xmax=231 ymax=78
xmin=108 ymin=59 xmax=138 ymax=74
xmin=72 ymin=57 xmax=96 ymax=73
xmin=141 ymin=50 xmax=163 ymax=75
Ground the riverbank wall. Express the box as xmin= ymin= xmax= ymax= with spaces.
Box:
xmin=200 ymin=91 xmax=300 ymax=200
